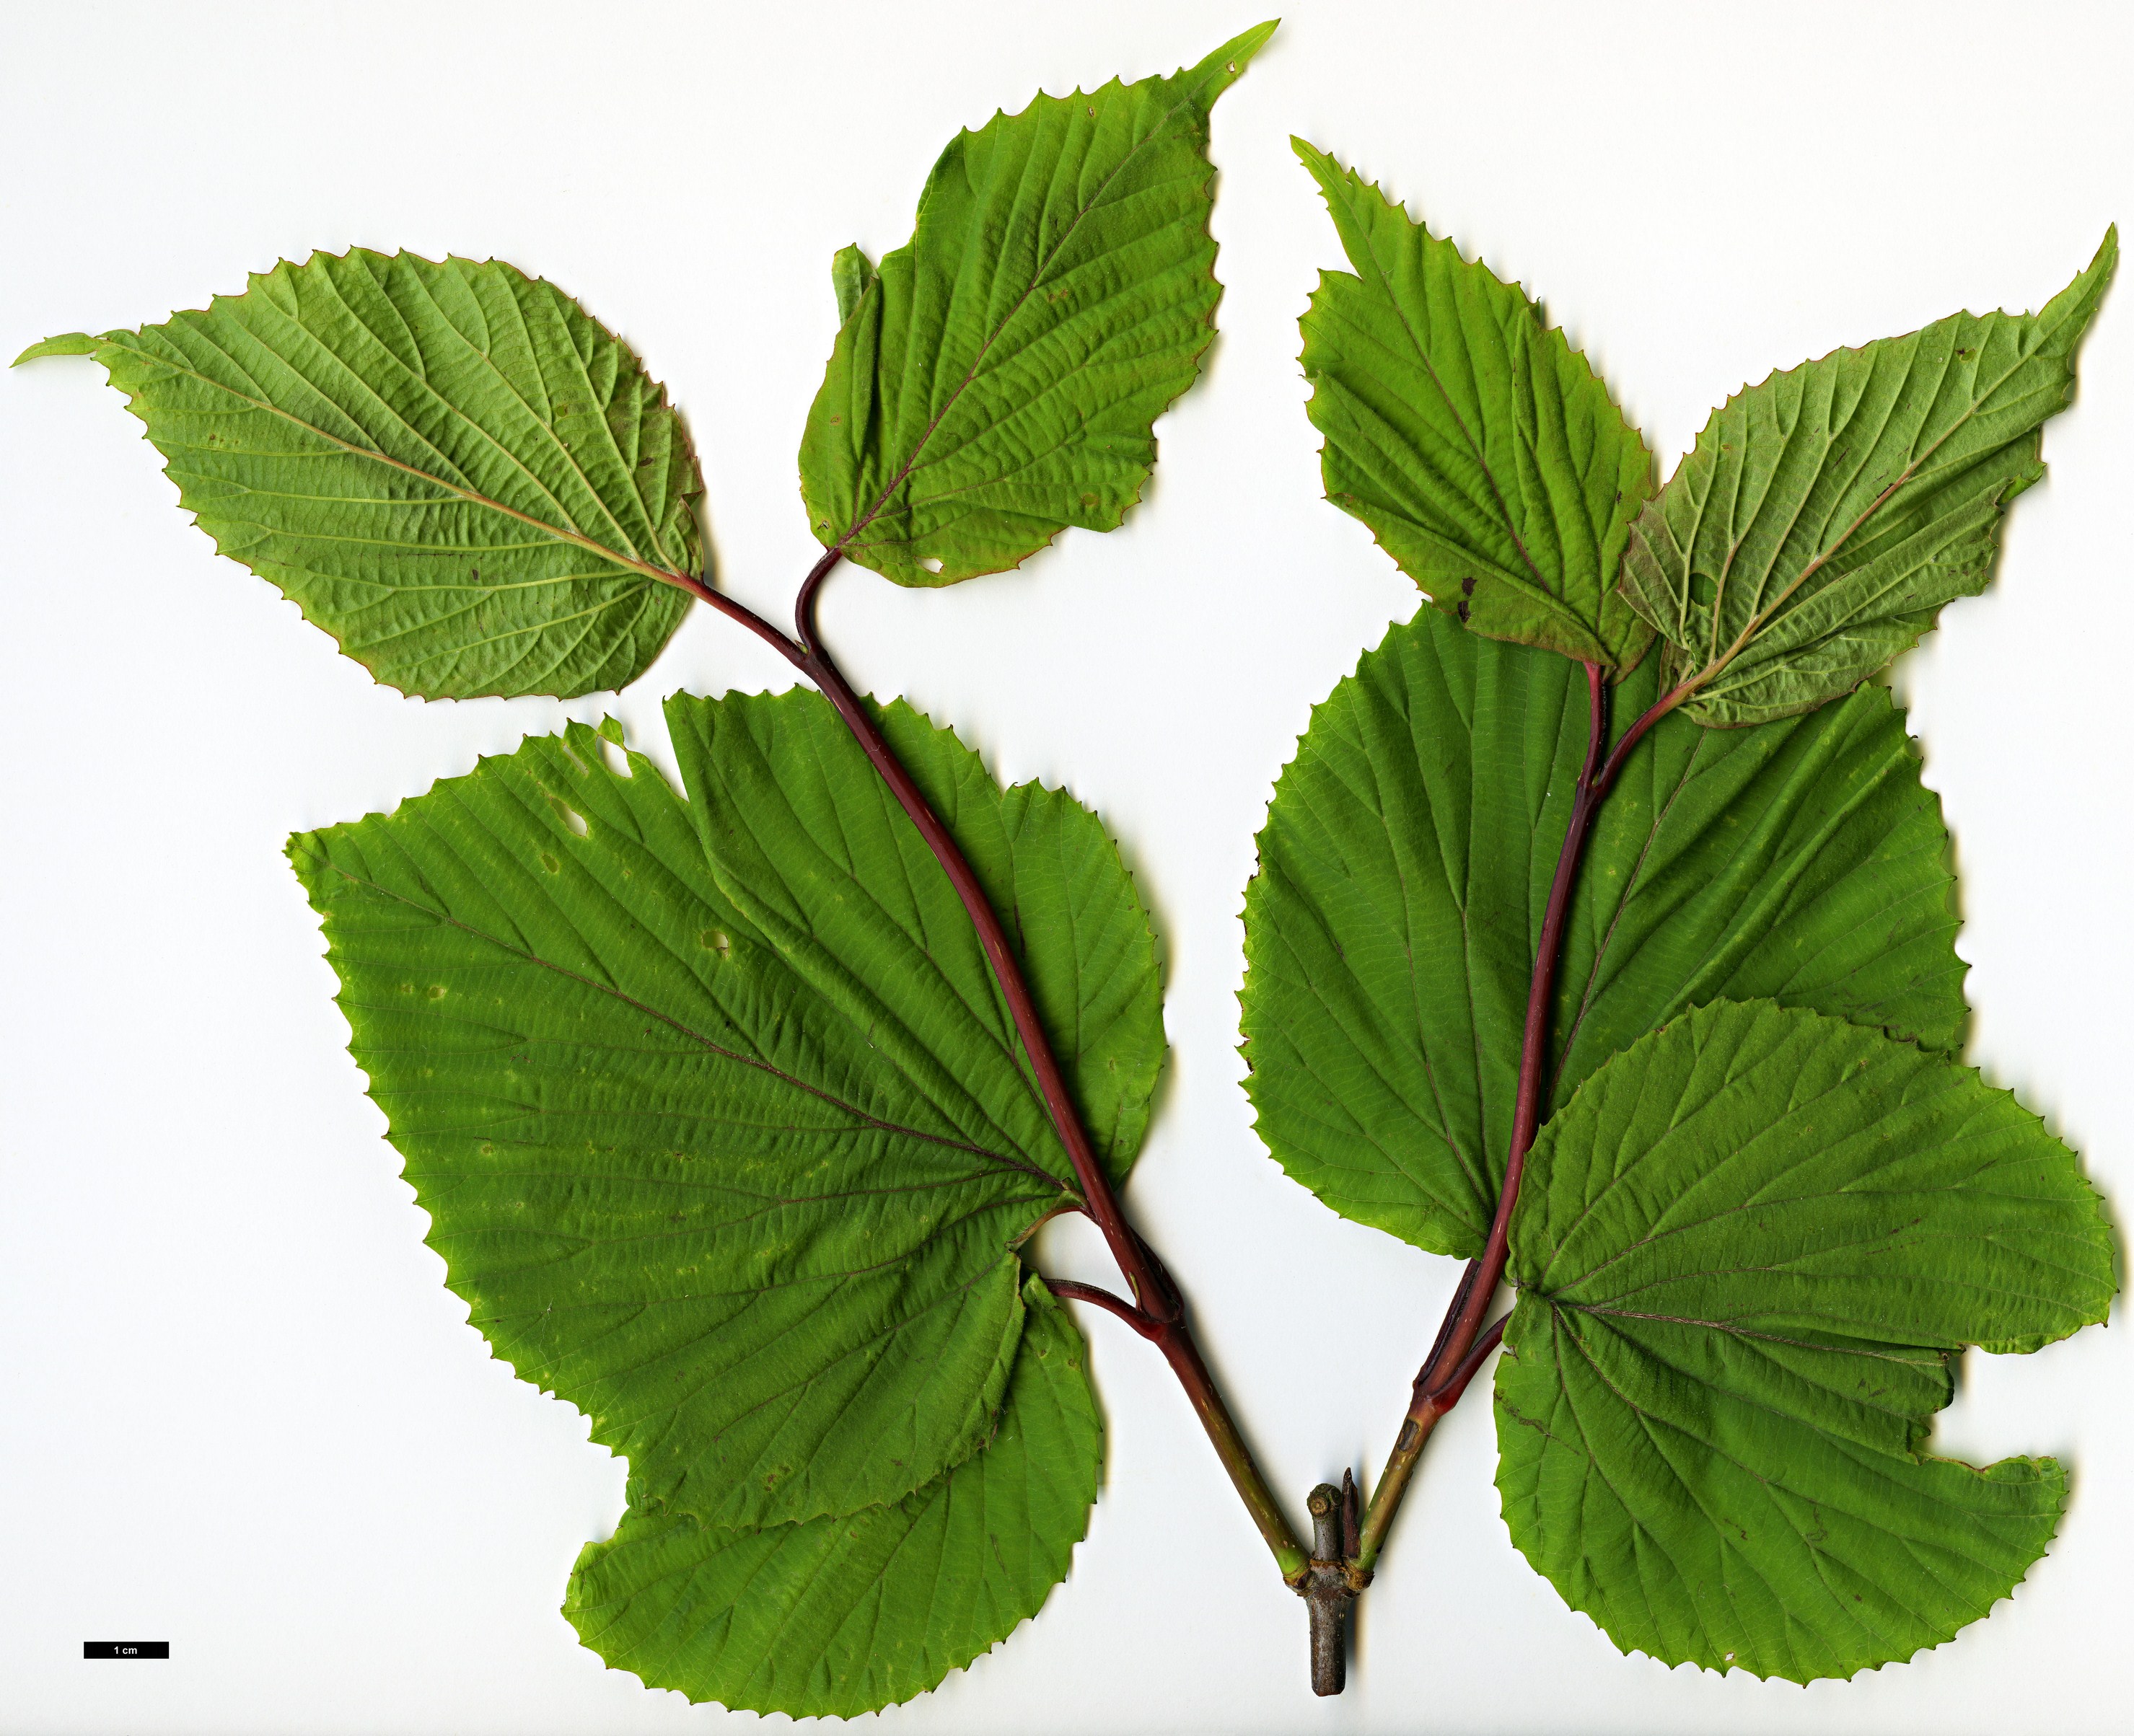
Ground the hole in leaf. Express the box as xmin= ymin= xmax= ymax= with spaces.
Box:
xmin=701 ymin=928 xmax=731 ymax=959
xmin=597 ymin=735 xmax=630 ymax=778
xmin=921 ymin=556 xmax=944 ymax=575
xmin=556 ymin=803 xmax=589 ymax=839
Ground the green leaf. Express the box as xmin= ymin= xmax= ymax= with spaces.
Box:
xmin=289 ymin=690 xmax=1162 ymax=1529
xmin=830 ymin=243 xmax=876 ymax=327
xmin=1294 ymin=141 xmax=1654 ymax=667
xmin=12 ymin=331 xmax=100 ymax=363
xmin=1620 ymin=232 xmax=2115 ymax=725
xmin=1495 ymin=999 xmax=2115 ymax=1682
xmin=1240 ymin=609 xmax=1965 ymax=1256
xmin=55 ymin=251 xmax=703 ymax=699
xmin=566 ymin=1273 xmax=1099 ymax=1716
xmin=798 ymin=24 xmax=1273 ymax=586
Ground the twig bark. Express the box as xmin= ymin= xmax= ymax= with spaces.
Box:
xmin=1302 ymin=1481 xmax=1362 ymax=1696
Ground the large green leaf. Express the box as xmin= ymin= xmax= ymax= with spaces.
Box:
xmin=289 ymin=692 xmax=1162 ymax=1530
xmin=1620 ymin=232 xmax=2115 ymax=725
xmin=1495 ymin=999 xmax=2115 ymax=1681
xmin=1240 ymin=609 xmax=1965 ymax=1256
xmin=798 ymin=24 xmax=1273 ymax=586
xmin=18 ymin=252 xmax=701 ymax=698
xmin=566 ymin=1274 xmax=1099 ymax=1716
xmin=1294 ymin=141 xmax=1654 ymax=667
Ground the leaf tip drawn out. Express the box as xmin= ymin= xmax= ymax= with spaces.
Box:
xmin=2042 ymin=224 xmax=2117 ymax=353
xmin=1624 ymin=231 xmax=2116 ymax=728
xmin=1290 ymin=143 xmax=1654 ymax=667
xmin=797 ymin=25 xmax=1269 ymax=589
xmin=12 ymin=331 xmax=100 ymax=366
xmin=1216 ymin=18 xmax=1281 ymax=73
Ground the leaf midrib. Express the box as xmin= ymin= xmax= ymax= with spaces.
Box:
xmin=112 ymin=336 xmax=695 ymax=593
xmin=1557 ymin=1297 xmax=1947 ymax=1369
xmin=299 ymin=845 xmax=1070 ymax=1199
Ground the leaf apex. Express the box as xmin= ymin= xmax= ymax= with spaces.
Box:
xmin=2038 ymin=226 xmax=2117 ymax=355
xmin=830 ymin=242 xmax=876 ymax=327
xmin=12 ymin=331 xmax=100 ymax=366
xmin=2086 ymin=223 xmax=2118 ymax=283
xmin=1289 ymin=135 xmax=1351 ymax=195
xmin=1212 ymin=19 xmax=1280 ymax=73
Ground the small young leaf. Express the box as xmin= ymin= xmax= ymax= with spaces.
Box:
xmin=37 ymin=252 xmax=703 ymax=698
xmin=566 ymin=1274 xmax=1099 ymax=1716
xmin=1621 ymin=232 xmax=2115 ymax=725
xmin=798 ymin=24 xmax=1274 ymax=586
xmin=1241 ymin=611 xmax=1965 ymax=1256
xmin=1495 ymin=999 xmax=2115 ymax=1681
xmin=830 ymin=243 xmax=876 ymax=327
xmin=1294 ymin=141 xmax=1654 ymax=667
xmin=289 ymin=692 xmax=1162 ymax=1530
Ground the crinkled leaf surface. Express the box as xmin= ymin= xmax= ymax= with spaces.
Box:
xmin=22 ymin=252 xmax=701 ymax=698
xmin=567 ymin=1274 xmax=1099 ymax=1716
xmin=1241 ymin=609 xmax=1964 ymax=1256
xmin=1495 ymin=999 xmax=2115 ymax=1681
xmin=1294 ymin=141 xmax=1653 ymax=666
xmin=798 ymin=24 xmax=1272 ymax=586
xmin=290 ymin=691 xmax=1161 ymax=1530
xmin=1620 ymin=233 xmax=2114 ymax=725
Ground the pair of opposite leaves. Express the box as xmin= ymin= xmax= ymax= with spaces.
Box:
xmin=21 ymin=18 xmax=2115 ymax=1713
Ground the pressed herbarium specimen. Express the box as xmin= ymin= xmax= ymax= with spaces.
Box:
xmin=17 ymin=21 xmax=2117 ymax=1714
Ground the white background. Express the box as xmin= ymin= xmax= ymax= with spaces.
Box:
xmin=4 ymin=2 xmax=2131 ymax=1731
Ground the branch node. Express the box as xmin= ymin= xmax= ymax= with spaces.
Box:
xmin=1301 ymin=1481 xmax=1360 ymax=1696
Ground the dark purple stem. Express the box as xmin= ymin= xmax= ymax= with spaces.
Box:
xmin=1353 ymin=665 xmax=1691 ymax=1572
xmin=663 ymin=552 xmax=1308 ymax=1582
